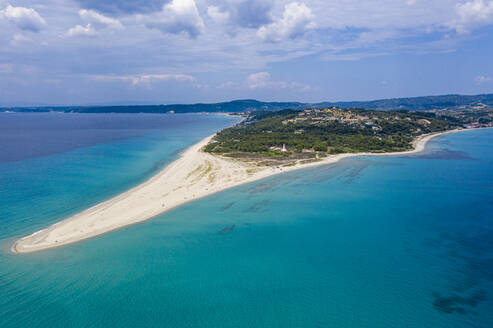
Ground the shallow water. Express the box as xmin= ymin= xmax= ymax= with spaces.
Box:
xmin=0 ymin=114 xmax=492 ymax=327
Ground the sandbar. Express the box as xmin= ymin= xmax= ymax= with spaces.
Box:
xmin=12 ymin=128 xmax=466 ymax=253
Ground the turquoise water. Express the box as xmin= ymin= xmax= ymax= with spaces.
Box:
xmin=0 ymin=114 xmax=492 ymax=327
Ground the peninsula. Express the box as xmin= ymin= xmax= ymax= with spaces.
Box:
xmin=12 ymin=107 xmax=493 ymax=253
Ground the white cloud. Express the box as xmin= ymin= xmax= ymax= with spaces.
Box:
xmin=207 ymin=0 xmax=273 ymax=29
xmin=67 ymin=9 xmax=123 ymax=37
xmin=0 ymin=4 xmax=47 ymax=32
xmin=451 ymin=0 xmax=493 ymax=33
xmin=67 ymin=24 xmax=97 ymax=37
xmin=246 ymin=72 xmax=310 ymax=91
xmin=9 ymin=33 xmax=41 ymax=46
xmin=142 ymin=0 xmax=204 ymax=38
xmin=247 ymin=72 xmax=272 ymax=88
xmin=217 ymin=80 xmax=239 ymax=88
xmin=475 ymin=75 xmax=492 ymax=84
xmin=257 ymin=2 xmax=314 ymax=42
xmin=90 ymin=73 xmax=197 ymax=86
xmin=3 ymin=0 xmax=493 ymax=106
xmin=207 ymin=6 xmax=230 ymax=25
xmin=79 ymin=9 xmax=123 ymax=30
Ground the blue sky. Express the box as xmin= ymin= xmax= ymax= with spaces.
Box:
xmin=1 ymin=0 xmax=493 ymax=105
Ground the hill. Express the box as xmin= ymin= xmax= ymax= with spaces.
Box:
xmin=2 ymin=94 xmax=493 ymax=113
xmin=204 ymin=107 xmax=493 ymax=163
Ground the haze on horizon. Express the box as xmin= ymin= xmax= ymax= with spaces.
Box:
xmin=1 ymin=0 xmax=493 ymax=106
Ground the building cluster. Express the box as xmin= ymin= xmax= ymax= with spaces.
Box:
xmin=282 ymin=107 xmax=383 ymax=131
xmin=269 ymin=144 xmax=288 ymax=152
xmin=464 ymin=122 xmax=493 ymax=129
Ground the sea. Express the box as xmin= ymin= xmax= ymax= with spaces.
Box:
xmin=0 ymin=112 xmax=492 ymax=328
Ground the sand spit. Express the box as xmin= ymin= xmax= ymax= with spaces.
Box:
xmin=12 ymin=129 xmax=466 ymax=253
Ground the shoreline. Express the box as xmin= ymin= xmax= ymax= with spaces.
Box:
xmin=11 ymin=127 xmax=475 ymax=254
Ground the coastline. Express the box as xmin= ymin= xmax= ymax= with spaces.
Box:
xmin=11 ymin=128 xmax=472 ymax=254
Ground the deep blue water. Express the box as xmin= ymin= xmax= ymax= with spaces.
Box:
xmin=0 ymin=113 xmax=492 ymax=327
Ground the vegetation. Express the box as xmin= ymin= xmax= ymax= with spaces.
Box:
xmin=205 ymin=107 xmax=493 ymax=160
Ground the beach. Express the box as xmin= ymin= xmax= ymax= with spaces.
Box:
xmin=12 ymin=128 xmax=465 ymax=253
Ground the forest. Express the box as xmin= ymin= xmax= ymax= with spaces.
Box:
xmin=205 ymin=108 xmax=492 ymax=158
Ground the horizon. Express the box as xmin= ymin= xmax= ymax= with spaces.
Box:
xmin=1 ymin=1 xmax=493 ymax=105
xmin=2 ymin=92 xmax=493 ymax=108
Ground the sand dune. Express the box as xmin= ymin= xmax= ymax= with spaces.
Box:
xmin=12 ymin=129 xmax=461 ymax=253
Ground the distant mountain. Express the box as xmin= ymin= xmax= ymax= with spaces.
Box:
xmin=2 ymin=94 xmax=493 ymax=113
xmin=1 ymin=99 xmax=312 ymax=114
xmin=329 ymin=94 xmax=493 ymax=111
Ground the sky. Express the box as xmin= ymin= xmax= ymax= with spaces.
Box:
xmin=1 ymin=0 xmax=493 ymax=106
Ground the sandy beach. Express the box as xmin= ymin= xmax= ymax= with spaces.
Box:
xmin=12 ymin=128 xmax=465 ymax=253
